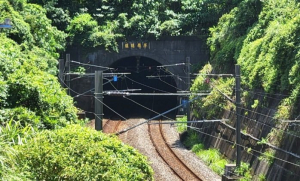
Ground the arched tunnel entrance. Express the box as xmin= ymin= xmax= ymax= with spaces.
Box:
xmin=103 ymin=56 xmax=178 ymax=120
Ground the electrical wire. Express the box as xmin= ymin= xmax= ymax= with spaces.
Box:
xmin=189 ymin=124 xmax=300 ymax=179
xmin=195 ymin=85 xmax=300 ymax=154
xmin=188 ymin=126 xmax=300 ymax=169
xmin=59 ymin=69 xmax=300 ymax=177
xmin=158 ymin=77 xmax=184 ymax=91
xmin=242 ymin=89 xmax=286 ymax=102
xmin=208 ymin=101 xmax=300 ymax=140
xmin=157 ymin=63 xmax=186 ymax=68
xmin=58 ymin=76 xmax=93 ymax=97
xmin=242 ymin=88 xmax=300 ymax=99
xmin=117 ymin=94 xmax=204 ymax=134
xmin=208 ymin=83 xmax=300 ymax=130
xmin=94 ymin=97 xmax=127 ymax=120
xmin=74 ymin=88 xmax=94 ymax=98
xmin=123 ymin=96 xmax=174 ymax=121
xmin=71 ymin=60 xmax=114 ymax=70
xmin=159 ymin=67 xmax=186 ymax=83
xmin=124 ymin=75 xmax=170 ymax=93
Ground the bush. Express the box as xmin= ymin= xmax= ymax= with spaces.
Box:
xmin=7 ymin=66 xmax=79 ymax=129
xmin=16 ymin=124 xmax=154 ymax=180
xmin=183 ymin=131 xmax=200 ymax=148
xmin=235 ymin=162 xmax=252 ymax=181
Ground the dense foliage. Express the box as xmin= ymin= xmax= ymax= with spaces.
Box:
xmin=206 ymin=0 xmax=300 ymax=119
xmin=208 ymin=0 xmax=261 ymax=73
xmin=0 ymin=0 xmax=154 ymax=180
xmin=0 ymin=0 xmax=78 ymax=129
xmin=28 ymin=0 xmax=242 ymax=51
xmin=191 ymin=0 xmax=300 ymax=179
xmin=1 ymin=0 xmax=300 ymax=179
xmin=190 ymin=63 xmax=234 ymax=118
xmin=16 ymin=125 xmax=154 ymax=180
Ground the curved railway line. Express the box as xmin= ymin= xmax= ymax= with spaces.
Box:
xmin=148 ymin=120 xmax=202 ymax=181
xmin=103 ymin=119 xmax=122 ymax=134
xmin=102 ymin=119 xmax=203 ymax=181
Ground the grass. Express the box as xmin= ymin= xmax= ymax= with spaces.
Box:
xmin=183 ymin=132 xmax=228 ymax=175
xmin=0 ymin=120 xmax=33 ymax=180
xmin=175 ymin=116 xmax=187 ymax=133
xmin=183 ymin=131 xmax=200 ymax=148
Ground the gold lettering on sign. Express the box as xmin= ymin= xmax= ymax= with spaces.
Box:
xmin=143 ymin=43 xmax=148 ymax=49
xmin=122 ymin=42 xmax=150 ymax=49
xmin=130 ymin=43 xmax=135 ymax=49
xmin=124 ymin=43 xmax=129 ymax=49
xmin=137 ymin=42 xmax=142 ymax=49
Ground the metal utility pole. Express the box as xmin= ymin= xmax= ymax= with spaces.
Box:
xmin=186 ymin=57 xmax=191 ymax=122
xmin=66 ymin=54 xmax=71 ymax=95
xmin=235 ymin=65 xmax=241 ymax=167
xmin=222 ymin=65 xmax=242 ymax=180
xmin=95 ymin=71 xmax=103 ymax=131
xmin=58 ymin=59 xmax=64 ymax=86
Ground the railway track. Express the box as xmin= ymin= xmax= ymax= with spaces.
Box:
xmin=148 ymin=120 xmax=203 ymax=181
xmin=103 ymin=119 xmax=122 ymax=134
xmin=102 ymin=119 xmax=203 ymax=180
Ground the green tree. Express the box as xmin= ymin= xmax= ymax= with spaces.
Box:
xmin=16 ymin=124 xmax=154 ymax=180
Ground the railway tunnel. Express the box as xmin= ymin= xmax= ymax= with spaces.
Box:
xmin=69 ymin=37 xmax=208 ymax=120
xmin=102 ymin=56 xmax=179 ymax=120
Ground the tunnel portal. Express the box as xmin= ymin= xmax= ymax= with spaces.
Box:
xmin=68 ymin=37 xmax=209 ymax=120
xmin=103 ymin=56 xmax=178 ymax=119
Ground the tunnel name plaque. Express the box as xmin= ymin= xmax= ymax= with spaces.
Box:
xmin=122 ymin=42 xmax=150 ymax=50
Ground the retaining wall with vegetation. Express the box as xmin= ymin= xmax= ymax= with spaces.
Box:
xmin=192 ymin=94 xmax=300 ymax=181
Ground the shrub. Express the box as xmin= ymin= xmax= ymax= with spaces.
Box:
xmin=235 ymin=162 xmax=252 ymax=181
xmin=7 ymin=67 xmax=79 ymax=129
xmin=183 ymin=131 xmax=200 ymax=148
xmin=16 ymin=124 xmax=154 ymax=180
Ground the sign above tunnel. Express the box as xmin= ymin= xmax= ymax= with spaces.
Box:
xmin=122 ymin=42 xmax=150 ymax=50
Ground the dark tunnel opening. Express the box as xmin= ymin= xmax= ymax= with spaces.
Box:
xmin=103 ymin=56 xmax=178 ymax=120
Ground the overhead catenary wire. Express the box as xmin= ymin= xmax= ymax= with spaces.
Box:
xmin=148 ymin=119 xmax=228 ymax=124
xmin=206 ymin=83 xmax=300 ymax=132
xmin=59 ymin=76 xmax=116 ymax=98
xmin=104 ymin=92 xmax=210 ymax=96
xmin=58 ymin=76 xmax=93 ymax=97
xmin=242 ymin=88 xmax=300 ymax=99
xmin=123 ymin=96 xmax=174 ymax=121
xmin=76 ymin=107 xmax=300 ymax=179
xmin=209 ymin=101 xmax=300 ymax=140
xmin=204 ymin=104 xmax=300 ymax=158
xmin=71 ymin=60 xmax=114 ymax=70
xmin=160 ymin=67 xmax=186 ymax=83
xmin=188 ymin=126 xmax=300 ymax=169
xmin=94 ymin=97 xmax=127 ymax=120
xmin=116 ymin=94 xmax=204 ymax=135
xmin=242 ymin=89 xmax=286 ymax=102
xmin=124 ymin=75 xmax=170 ymax=93
xmin=159 ymin=77 xmax=184 ymax=91
xmin=117 ymin=103 xmax=185 ymax=135
xmin=157 ymin=62 xmax=186 ymax=68
xmin=188 ymin=123 xmax=300 ymax=179
xmin=59 ymin=60 xmax=300 ymax=175
xmin=199 ymin=82 xmax=300 ymax=158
